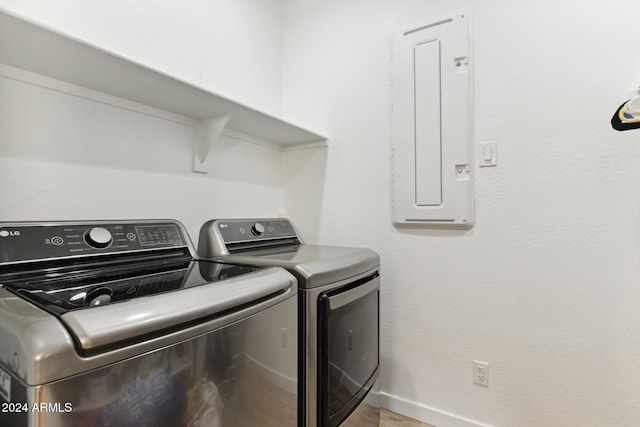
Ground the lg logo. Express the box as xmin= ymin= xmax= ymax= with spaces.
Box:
xmin=0 ymin=230 xmax=20 ymax=237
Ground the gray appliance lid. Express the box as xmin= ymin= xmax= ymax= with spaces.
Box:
xmin=211 ymin=244 xmax=379 ymax=288
xmin=0 ymin=266 xmax=297 ymax=385
xmin=60 ymin=265 xmax=294 ymax=352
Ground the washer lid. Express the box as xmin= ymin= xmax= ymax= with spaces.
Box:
xmin=213 ymin=245 xmax=379 ymax=288
xmin=0 ymin=266 xmax=296 ymax=385
xmin=60 ymin=265 xmax=292 ymax=352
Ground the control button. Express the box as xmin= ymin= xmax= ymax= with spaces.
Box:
xmin=126 ymin=233 xmax=136 ymax=241
xmin=251 ymin=222 xmax=265 ymax=236
xmin=84 ymin=227 xmax=113 ymax=249
xmin=89 ymin=294 xmax=111 ymax=306
xmin=85 ymin=287 xmax=113 ymax=307
xmin=51 ymin=236 xmax=64 ymax=246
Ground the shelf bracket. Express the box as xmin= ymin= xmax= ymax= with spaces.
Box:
xmin=193 ymin=114 xmax=230 ymax=173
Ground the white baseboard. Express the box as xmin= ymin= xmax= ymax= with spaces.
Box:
xmin=380 ymin=392 xmax=493 ymax=427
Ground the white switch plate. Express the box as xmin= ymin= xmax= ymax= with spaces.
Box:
xmin=479 ymin=141 xmax=497 ymax=167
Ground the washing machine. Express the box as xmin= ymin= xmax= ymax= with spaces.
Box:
xmin=199 ymin=218 xmax=380 ymax=427
xmin=0 ymin=219 xmax=298 ymax=427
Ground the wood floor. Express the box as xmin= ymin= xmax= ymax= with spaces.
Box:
xmin=380 ymin=408 xmax=434 ymax=427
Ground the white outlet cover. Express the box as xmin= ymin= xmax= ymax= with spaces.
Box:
xmin=473 ymin=360 xmax=490 ymax=386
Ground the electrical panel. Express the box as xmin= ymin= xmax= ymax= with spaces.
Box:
xmin=391 ymin=14 xmax=474 ymax=228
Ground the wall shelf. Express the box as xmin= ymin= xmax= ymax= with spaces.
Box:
xmin=0 ymin=10 xmax=327 ymax=168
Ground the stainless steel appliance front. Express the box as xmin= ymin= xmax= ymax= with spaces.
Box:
xmin=307 ymin=269 xmax=380 ymax=427
xmin=198 ymin=218 xmax=380 ymax=427
xmin=0 ymin=220 xmax=298 ymax=427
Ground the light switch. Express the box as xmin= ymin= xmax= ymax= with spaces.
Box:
xmin=479 ymin=141 xmax=497 ymax=167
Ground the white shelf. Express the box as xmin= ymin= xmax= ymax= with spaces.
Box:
xmin=0 ymin=10 xmax=327 ymax=150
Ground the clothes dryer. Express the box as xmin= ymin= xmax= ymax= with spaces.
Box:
xmin=199 ymin=218 xmax=380 ymax=427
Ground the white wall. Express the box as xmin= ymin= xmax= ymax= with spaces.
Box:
xmin=282 ymin=1 xmax=640 ymax=426
xmin=0 ymin=0 xmax=284 ymax=113
xmin=0 ymin=0 xmax=286 ymax=239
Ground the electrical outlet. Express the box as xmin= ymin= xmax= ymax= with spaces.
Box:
xmin=473 ymin=360 xmax=489 ymax=386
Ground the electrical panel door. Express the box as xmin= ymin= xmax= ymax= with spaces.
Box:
xmin=391 ymin=14 xmax=474 ymax=228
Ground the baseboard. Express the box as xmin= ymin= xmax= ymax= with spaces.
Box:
xmin=380 ymin=392 xmax=493 ymax=427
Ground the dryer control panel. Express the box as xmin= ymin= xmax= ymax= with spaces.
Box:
xmin=199 ymin=218 xmax=301 ymax=256
xmin=216 ymin=219 xmax=296 ymax=243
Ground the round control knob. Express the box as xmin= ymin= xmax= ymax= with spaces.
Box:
xmin=84 ymin=227 xmax=113 ymax=249
xmin=251 ymin=222 xmax=265 ymax=236
xmin=85 ymin=287 xmax=113 ymax=307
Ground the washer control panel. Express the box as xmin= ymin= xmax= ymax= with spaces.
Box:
xmin=0 ymin=221 xmax=188 ymax=264
xmin=216 ymin=219 xmax=297 ymax=243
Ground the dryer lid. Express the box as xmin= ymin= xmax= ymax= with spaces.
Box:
xmin=210 ymin=245 xmax=379 ymax=289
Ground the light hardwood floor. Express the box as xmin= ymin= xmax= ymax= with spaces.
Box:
xmin=380 ymin=408 xmax=434 ymax=427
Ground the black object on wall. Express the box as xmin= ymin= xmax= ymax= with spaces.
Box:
xmin=612 ymin=99 xmax=640 ymax=131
